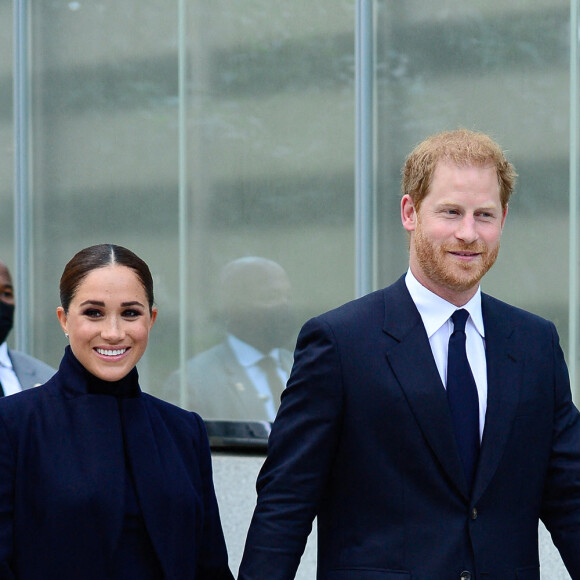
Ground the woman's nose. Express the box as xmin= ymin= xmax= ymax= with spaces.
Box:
xmin=101 ymin=318 xmax=125 ymax=341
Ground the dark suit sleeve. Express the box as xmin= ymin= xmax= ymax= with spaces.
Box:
xmin=191 ymin=413 xmax=234 ymax=580
xmin=0 ymin=414 xmax=16 ymax=579
xmin=239 ymin=316 xmax=344 ymax=579
xmin=540 ymin=322 xmax=580 ymax=575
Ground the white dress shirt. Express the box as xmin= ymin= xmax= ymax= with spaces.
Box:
xmin=227 ymin=334 xmax=289 ymax=421
xmin=0 ymin=342 xmax=22 ymax=396
xmin=405 ymin=270 xmax=487 ymax=440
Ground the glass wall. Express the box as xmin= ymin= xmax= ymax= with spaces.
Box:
xmin=0 ymin=0 xmax=14 ymax=278
xmin=4 ymin=0 xmax=580 ymax=420
xmin=375 ymin=1 xmax=573 ymax=349
xmin=8 ymin=0 xmax=356 ymax=420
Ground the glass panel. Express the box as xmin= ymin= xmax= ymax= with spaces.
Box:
xmin=27 ymin=0 xmax=356 ymax=423
xmin=0 ymin=0 xmax=14 ymax=301
xmin=28 ymin=0 xmax=181 ymax=376
xmin=375 ymin=0 xmax=573 ymax=379
xmin=162 ymin=0 xmax=356 ymax=423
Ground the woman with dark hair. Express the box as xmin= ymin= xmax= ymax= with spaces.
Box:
xmin=0 ymin=244 xmax=234 ymax=580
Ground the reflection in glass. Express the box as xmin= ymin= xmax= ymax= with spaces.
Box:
xmin=164 ymin=257 xmax=295 ymax=421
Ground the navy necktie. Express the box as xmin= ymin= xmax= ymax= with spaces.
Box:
xmin=447 ymin=308 xmax=480 ymax=490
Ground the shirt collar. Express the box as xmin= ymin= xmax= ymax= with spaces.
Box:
xmin=0 ymin=342 xmax=13 ymax=369
xmin=227 ymin=334 xmax=281 ymax=367
xmin=405 ymin=268 xmax=485 ymax=338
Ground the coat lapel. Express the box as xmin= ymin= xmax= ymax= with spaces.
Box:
xmin=10 ymin=351 xmax=41 ymax=389
xmin=50 ymin=350 xmax=125 ymax=558
xmin=120 ymin=397 xmax=172 ymax=560
xmin=120 ymin=396 xmax=196 ymax=576
xmin=471 ymin=294 xmax=520 ymax=500
xmin=383 ymin=278 xmax=469 ymax=498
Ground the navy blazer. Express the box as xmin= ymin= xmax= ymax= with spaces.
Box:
xmin=239 ymin=276 xmax=580 ymax=579
xmin=0 ymin=348 xmax=233 ymax=580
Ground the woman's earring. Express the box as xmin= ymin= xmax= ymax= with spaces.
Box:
xmin=64 ymin=333 xmax=69 ymax=339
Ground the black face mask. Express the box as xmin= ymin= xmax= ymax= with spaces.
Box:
xmin=0 ymin=301 xmax=14 ymax=345
xmin=228 ymin=304 xmax=296 ymax=354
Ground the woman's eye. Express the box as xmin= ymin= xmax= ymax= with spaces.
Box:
xmin=83 ymin=309 xmax=102 ymax=318
xmin=123 ymin=309 xmax=141 ymax=318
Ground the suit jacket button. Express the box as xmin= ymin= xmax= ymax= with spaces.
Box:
xmin=460 ymin=572 xmax=472 ymax=580
xmin=471 ymin=507 xmax=478 ymax=520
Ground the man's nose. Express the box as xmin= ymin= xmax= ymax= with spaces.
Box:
xmin=455 ymin=215 xmax=478 ymax=244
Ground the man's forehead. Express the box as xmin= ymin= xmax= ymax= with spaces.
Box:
xmin=0 ymin=262 xmax=12 ymax=286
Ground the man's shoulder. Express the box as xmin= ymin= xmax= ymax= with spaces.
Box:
xmin=187 ymin=341 xmax=236 ymax=372
xmin=315 ymin=276 xmax=406 ymax=324
xmin=9 ymin=349 xmax=57 ymax=385
xmin=482 ymin=292 xmax=554 ymax=329
xmin=165 ymin=341 xmax=239 ymax=387
xmin=9 ymin=348 xmax=55 ymax=368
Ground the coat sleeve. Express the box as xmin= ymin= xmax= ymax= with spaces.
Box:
xmin=238 ymin=316 xmax=344 ymax=580
xmin=0 ymin=413 xmax=16 ymax=580
xmin=540 ymin=322 xmax=580 ymax=575
xmin=191 ymin=413 xmax=234 ymax=580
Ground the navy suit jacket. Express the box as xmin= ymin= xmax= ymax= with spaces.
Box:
xmin=239 ymin=276 xmax=580 ymax=579
xmin=0 ymin=348 xmax=233 ymax=580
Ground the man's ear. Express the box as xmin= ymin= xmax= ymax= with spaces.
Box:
xmin=501 ymin=204 xmax=508 ymax=229
xmin=401 ymin=194 xmax=417 ymax=232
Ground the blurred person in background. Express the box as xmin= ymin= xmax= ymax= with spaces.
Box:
xmin=164 ymin=256 xmax=295 ymax=422
xmin=0 ymin=258 xmax=55 ymax=395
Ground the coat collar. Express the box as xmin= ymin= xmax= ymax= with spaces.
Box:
xmin=383 ymin=276 xmax=521 ymax=501
xmin=54 ymin=346 xmax=142 ymax=398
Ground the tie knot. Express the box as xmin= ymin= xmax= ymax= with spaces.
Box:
xmin=451 ymin=308 xmax=469 ymax=333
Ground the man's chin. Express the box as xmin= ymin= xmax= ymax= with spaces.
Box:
xmin=443 ymin=265 xmax=487 ymax=293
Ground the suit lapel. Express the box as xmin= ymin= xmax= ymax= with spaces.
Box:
xmin=121 ymin=396 xmax=200 ymax=575
xmin=9 ymin=352 xmax=35 ymax=390
xmin=471 ymin=294 xmax=520 ymax=500
xmin=121 ymin=397 xmax=172 ymax=562
xmin=383 ymin=278 xmax=469 ymax=498
xmin=220 ymin=343 xmax=277 ymax=420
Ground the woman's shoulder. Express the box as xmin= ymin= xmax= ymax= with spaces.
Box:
xmin=0 ymin=383 xmax=55 ymax=437
xmin=141 ymin=392 xmax=204 ymax=428
xmin=0 ymin=382 xmax=51 ymax=410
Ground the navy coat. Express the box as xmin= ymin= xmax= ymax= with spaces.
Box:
xmin=239 ymin=276 xmax=580 ymax=579
xmin=0 ymin=348 xmax=233 ymax=580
